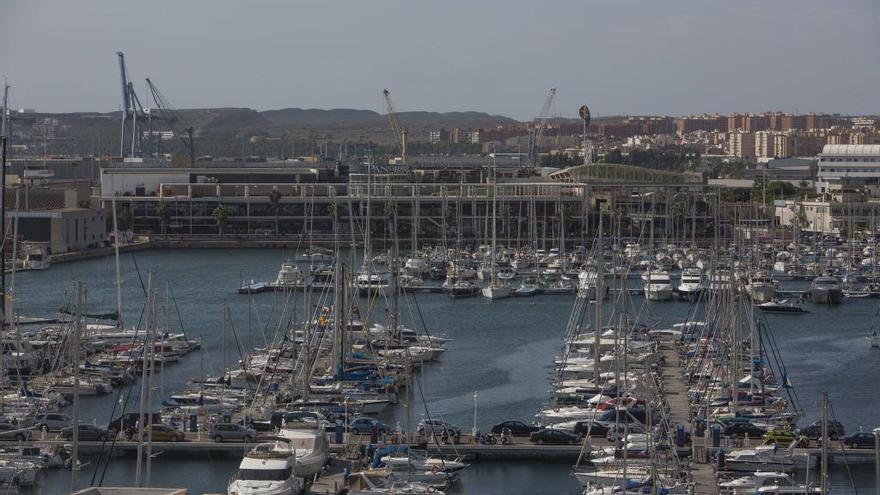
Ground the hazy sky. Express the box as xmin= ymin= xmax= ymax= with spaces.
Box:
xmin=2 ymin=0 xmax=878 ymax=119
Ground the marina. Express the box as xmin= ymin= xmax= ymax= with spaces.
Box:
xmin=2 ymin=3 xmax=879 ymax=492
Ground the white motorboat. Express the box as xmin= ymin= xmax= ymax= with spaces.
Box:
xmin=809 ymin=276 xmax=843 ymax=304
xmin=278 ymin=426 xmax=329 ymax=478
xmin=677 ymin=267 xmax=703 ymax=300
xmin=513 ymin=283 xmax=538 ymax=297
xmin=643 ymin=270 xmax=673 ymax=301
xmin=274 ymin=261 xmax=306 ymax=289
xmin=870 ymin=331 xmax=880 ymax=348
xmin=719 ymin=471 xmax=805 ymax=493
xmin=380 ymin=454 xmax=468 ymax=473
xmin=724 ymin=445 xmax=815 ymax=473
xmin=746 ymin=273 xmax=778 ymax=304
xmin=481 ymin=284 xmax=512 ymax=300
xmin=227 ymin=441 xmax=304 ymax=495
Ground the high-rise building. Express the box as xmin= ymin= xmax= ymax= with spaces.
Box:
xmin=774 ymin=133 xmax=793 ymax=158
xmin=429 ymin=129 xmax=449 ymax=144
xmin=728 ymin=131 xmax=755 ymax=158
xmin=755 ymin=131 xmax=774 ymax=158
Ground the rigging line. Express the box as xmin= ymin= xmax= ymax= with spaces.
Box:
xmin=827 ymin=400 xmax=860 ymax=495
xmin=168 ymin=286 xmax=188 ymax=340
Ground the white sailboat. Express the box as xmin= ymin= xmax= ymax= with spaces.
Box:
xmin=482 ymin=153 xmax=511 ymax=300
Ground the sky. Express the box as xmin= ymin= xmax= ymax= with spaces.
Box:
xmin=1 ymin=0 xmax=879 ymax=120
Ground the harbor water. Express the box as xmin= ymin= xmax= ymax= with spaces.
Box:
xmin=10 ymin=249 xmax=879 ymax=493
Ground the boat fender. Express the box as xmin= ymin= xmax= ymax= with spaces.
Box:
xmin=431 ymin=465 xmax=439 ymax=475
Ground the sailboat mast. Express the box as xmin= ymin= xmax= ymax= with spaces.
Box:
xmin=135 ymin=273 xmax=153 ymax=487
xmin=594 ymin=210 xmax=603 ymax=383
xmin=112 ymin=196 xmax=124 ymax=328
xmin=70 ymin=282 xmax=84 ymax=492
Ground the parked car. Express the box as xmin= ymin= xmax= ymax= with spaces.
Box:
xmin=61 ymin=424 xmax=113 ymax=442
xmin=800 ymin=420 xmax=845 ymax=440
xmin=529 ymin=428 xmax=580 ymax=445
xmin=843 ymin=432 xmax=875 ymax=448
xmin=142 ymin=424 xmax=185 ymax=442
xmin=0 ymin=423 xmax=31 ymax=441
xmin=32 ymin=413 xmax=72 ymax=432
xmin=724 ymin=422 xmax=767 ymax=438
xmin=573 ymin=421 xmax=610 ymax=438
xmin=417 ymin=419 xmax=461 ymax=437
xmin=349 ymin=417 xmax=390 ymax=435
xmin=210 ymin=423 xmax=256 ymax=443
xmin=490 ymin=421 xmax=540 ymax=436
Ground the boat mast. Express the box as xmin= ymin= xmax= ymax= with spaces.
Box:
xmin=112 ymin=196 xmax=124 ymax=328
xmin=821 ymin=391 xmax=829 ymax=495
xmin=135 ymin=273 xmax=153 ymax=487
xmin=490 ymin=152 xmax=498 ymax=288
xmin=70 ymin=282 xmax=84 ymax=492
xmin=594 ymin=210 xmax=603 ymax=383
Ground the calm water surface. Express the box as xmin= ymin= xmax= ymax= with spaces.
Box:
xmin=9 ymin=249 xmax=878 ymax=493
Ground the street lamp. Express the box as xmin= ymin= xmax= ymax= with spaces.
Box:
xmin=472 ymin=391 xmax=478 ymax=439
xmin=873 ymin=427 xmax=880 ymax=495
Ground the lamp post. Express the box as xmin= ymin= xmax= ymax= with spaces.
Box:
xmin=472 ymin=391 xmax=478 ymax=439
xmin=873 ymin=427 xmax=880 ymax=495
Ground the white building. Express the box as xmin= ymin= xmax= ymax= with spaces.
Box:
xmin=816 ymin=144 xmax=880 ymax=193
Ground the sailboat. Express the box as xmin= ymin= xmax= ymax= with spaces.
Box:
xmin=482 ymin=153 xmax=512 ymax=300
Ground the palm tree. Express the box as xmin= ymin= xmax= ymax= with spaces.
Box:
xmin=268 ymin=188 xmax=282 ymax=237
xmin=213 ymin=204 xmax=229 ymax=239
xmin=155 ymin=200 xmax=171 ymax=239
xmin=385 ymin=202 xmax=398 ymax=240
xmin=327 ymin=201 xmax=344 ymax=237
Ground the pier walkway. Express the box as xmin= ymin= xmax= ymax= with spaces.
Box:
xmin=659 ymin=343 xmax=717 ymax=494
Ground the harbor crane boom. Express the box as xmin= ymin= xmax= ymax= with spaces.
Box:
xmin=383 ymin=89 xmax=407 ymax=165
xmin=117 ymin=52 xmax=130 ymax=157
xmin=527 ymin=87 xmax=557 ymax=168
xmin=146 ymin=78 xmax=195 ymax=168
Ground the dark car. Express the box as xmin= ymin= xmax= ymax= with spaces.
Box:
xmin=0 ymin=423 xmax=31 ymax=441
xmin=491 ymin=421 xmax=540 ymax=436
xmin=349 ymin=417 xmax=390 ymax=435
xmin=529 ymin=428 xmax=580 ymax=445
xmin=843 ymin=432 xmax=875 ymax=448
xmin=800 ymin=420 xmax=845 ymax=440
xmin=724 ymin=422 xmax=767 ymax=438
xmin=61 ymin=424 xmax=113 ymax=442
xmin=573 ymin=421 xmax=610 ymax=438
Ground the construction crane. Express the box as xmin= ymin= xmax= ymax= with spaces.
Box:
xmin=146 ymin=78 xmax=194 ymax=167
xmin=527 ymin=87 xmax=557 ymax=168
xmin=116 ymin=52 xmax=130 ymax=157
xmin=382 ymin=89 xmax=407 ymax=165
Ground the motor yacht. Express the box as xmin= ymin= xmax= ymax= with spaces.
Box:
xmin=227 ymin=441 xmax=304 ymax=495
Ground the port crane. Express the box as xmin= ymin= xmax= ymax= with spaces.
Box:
xmin=146 ymin=78 xmax=195 ymax=168
xmin=526 ymin=87 xmax=556 ymax=168
xmin=116 ymin=51 xmax=148 ymax=158
xmin=382 ymin=89 xmax=407 ymax=165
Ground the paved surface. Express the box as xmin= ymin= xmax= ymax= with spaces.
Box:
xmin=659 ymin=343 xmax=717 ymax=495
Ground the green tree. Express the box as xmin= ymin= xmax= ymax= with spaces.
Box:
xmin=539 ymin=154 xmax=577 ymax=169
xmin=213 ymin=204 xmax=229 ymax=238
xmin=155 ymin=200 xmax=171 ymax=239
xmin=603 ymin=148 xmax=623 ymax=164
